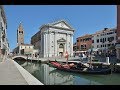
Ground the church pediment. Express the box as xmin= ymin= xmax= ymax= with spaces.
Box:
xmin=49 ymin=20 xmax=73 ymax=30
xmin=57 ymin=38 xmax=66 ymax=42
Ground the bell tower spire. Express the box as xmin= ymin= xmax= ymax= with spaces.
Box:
xmin=17 ymin=22 xmax=24 ymax=46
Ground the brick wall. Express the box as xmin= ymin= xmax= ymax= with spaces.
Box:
xmin=117 ymin=5 xmax=120 ymax=43
xmin=76 ymin=35 xmax=93 ymax=51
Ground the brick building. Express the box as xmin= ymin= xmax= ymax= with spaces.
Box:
xmin=76 ymin=34 xmax=93 ymax=51
xmin=116 ymin=5 xmax=120 ymax=60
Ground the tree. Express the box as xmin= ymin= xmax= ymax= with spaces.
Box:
xmin=108 ymin=45 xmax=115 ymax=51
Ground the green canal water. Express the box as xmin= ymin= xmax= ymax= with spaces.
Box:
xmin=15 ymin=60 xmax=120 ymax=85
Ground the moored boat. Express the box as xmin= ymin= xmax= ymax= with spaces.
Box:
xmin=48 ymin=61 xmax=112 ymax=75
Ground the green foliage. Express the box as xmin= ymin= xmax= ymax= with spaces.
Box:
xmin=92 ymin=59 xmax=99 ymax=62
xmin=108 ymin=45 xmax=115 ymax=50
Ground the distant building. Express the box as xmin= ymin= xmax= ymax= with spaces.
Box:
xmin=0 ymin=5 xmax=10 ymax=58
xmin=92 ymin=28 xmax=116 ymax=52
xmin=31 ymin=20 xmax=74 ymax=58
xmin=76 ymin=34 xmax=93 ymax=51
xmin=31 ymin=30 xmax=41 ymax=50
xmin=13 ymin=23 xmax=39 ymax=56
xmin=116 ymin=5 xmax=120 ymax=60
xmin=13 ymin=44 xmax=35 ymax=55
xmin=17 ymin=23 xmax=24 ymax=46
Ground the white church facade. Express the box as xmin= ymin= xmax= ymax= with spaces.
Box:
xmin=31 ymin=20 xmax=74 ymax=58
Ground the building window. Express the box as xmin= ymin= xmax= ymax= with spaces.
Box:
xmin=19 ymin=31 xmax=23 ymax=34
xmin=97 ymin=45 xmax=99 ymax=48
xmin=97 ymin=39 xmax=99 ymax=43
xmin=105 ymin=44 xmax=106 ymax=47
xmin=83 ymin=39 xmax=85 ymax=42
xmin=105 ymin=38 xmax=106 ymax=41
xmin=108 ymin=37 xmax=114 ymax=42
xmin=92 ymin=40 xmax=94 ymax=43
xmin=100 ymin=39 xmax=102 ymax=42
xmin=103 ymin=38 xmax=104 ymax=43
xmin=77 ymin=39 xmax=79 ymax=42
xmin=108 ymin=37 xmax=109 ymax=41
xmin=59 ymin=44 xmax=64 ymax=48
xmin=81 ymin=45 xmax=84 ymax=49
xmin=101 ymin=45 xmax=102 ymax=47
xmin=108 ymin=44 xmax=111 ymax=47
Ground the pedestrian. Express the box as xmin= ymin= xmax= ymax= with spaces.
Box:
xmin=79 ymin=53 xmax=83 ymax=61
xmin=74 ymin=53 xmax=76 ymax=57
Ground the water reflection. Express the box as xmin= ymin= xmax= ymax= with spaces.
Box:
xmin=49 ymin=69 xmax=101 ymax=85
xmin=15 ymin=60 xmax=120 ymax=85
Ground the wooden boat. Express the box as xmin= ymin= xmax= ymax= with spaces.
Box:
xmin=48 ymin=61 xmax=112 ymax=75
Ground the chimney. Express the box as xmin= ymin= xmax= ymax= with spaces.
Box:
xmin=104 ymin=28 xmax=108 ymax=30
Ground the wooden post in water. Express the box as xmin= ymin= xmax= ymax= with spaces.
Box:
xmin=65 ymin=51 xmax=69 ymax=64
xmin=89 ymin=55 xmax=92 ymax=68
xmin=110 ymin=63 xmax=114 ymax=74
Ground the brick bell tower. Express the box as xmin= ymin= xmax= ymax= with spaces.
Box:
xmin=117 ymin=5 xmax=120 ymax=42
xmin=116 ymin=5 xmax=120 ymax=60
xmin=17 ymin=22 xmax=24 ymax=46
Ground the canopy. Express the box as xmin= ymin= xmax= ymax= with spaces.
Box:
xmin=92 ymin=48 xmax=101 ymax=51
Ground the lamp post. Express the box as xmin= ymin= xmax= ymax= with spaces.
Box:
xmin=89 ymin=46 xmax=93 ymax=68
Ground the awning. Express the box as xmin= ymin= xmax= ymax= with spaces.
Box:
xmin=93 ymin=48 xmax=101 ymax=51
xmin=24 ymin=52 xmax=32 ymax=54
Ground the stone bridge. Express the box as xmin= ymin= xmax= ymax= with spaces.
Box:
xmin=12 ymin=55 xmax=27 ymax=60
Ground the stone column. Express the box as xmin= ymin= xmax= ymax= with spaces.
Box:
xmin=44 ymin=32 xmax=47 ymax=57
xmin=42 ymin=33 xmax=44 ymax=57
xmin=47 ymin=31 xmax=49 ymax=58
xmin=54 ymin=32 xmax=55 ymax=56
xmin=48 ymin=31 xmax=51 ymax=57
xmin=40 ymin=33 xmax=42 ymax=57
xmin=55 ymin=32 xmax=58 ymax=56
xmin=66 ymin=33 xmax=68 ymax=52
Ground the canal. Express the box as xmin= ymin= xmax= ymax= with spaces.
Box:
xmin=15 ymin=59 xmax=120 ymax=85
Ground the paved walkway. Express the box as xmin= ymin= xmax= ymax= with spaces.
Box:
xmin=0 ymin=59 xmax=28 ymax=85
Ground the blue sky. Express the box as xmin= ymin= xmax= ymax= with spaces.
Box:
xmin=4 ymin=5 xmax=116 ymax=51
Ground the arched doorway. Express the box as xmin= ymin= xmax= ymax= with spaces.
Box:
xmin=59 ymin=43 xmax=64 ymax=56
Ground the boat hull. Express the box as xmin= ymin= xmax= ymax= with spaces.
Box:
xmin=48 ymin=61 xmax=111 ymax=75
